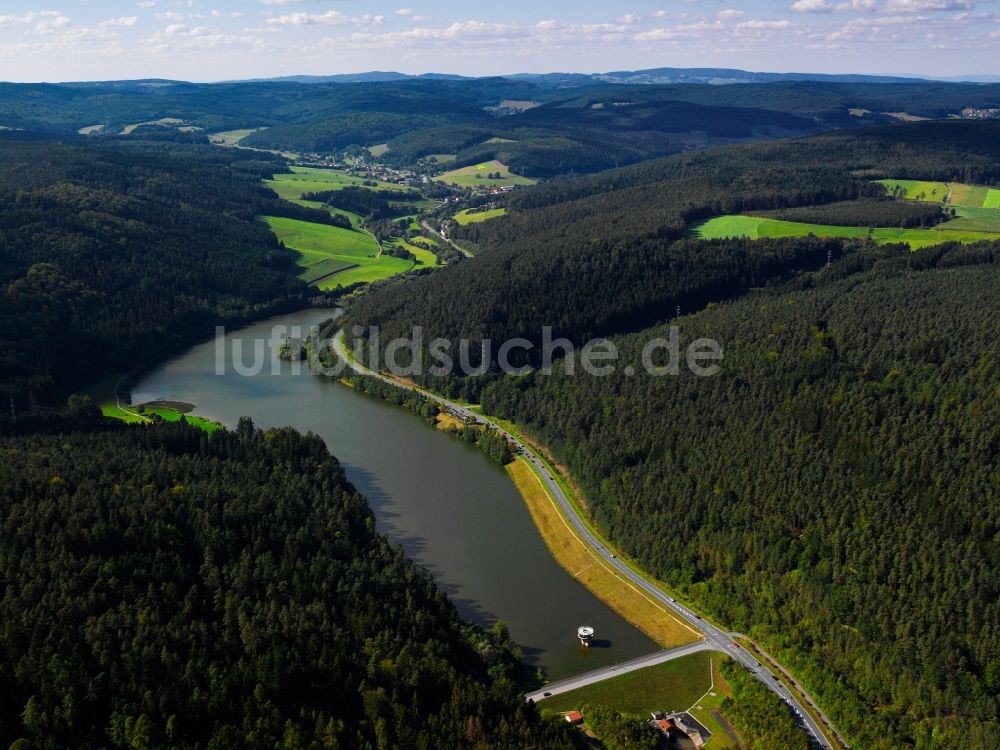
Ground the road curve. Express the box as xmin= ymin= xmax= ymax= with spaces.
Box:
xmin=330 ymin=329 xmax=838 ymax=749
xmin=524 ymin=642 xmax=713 ymax=703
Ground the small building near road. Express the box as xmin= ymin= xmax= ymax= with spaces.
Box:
xmin=650 ymin=711 xmax=712 ymax=748
xmin=564 ymin=711 xmax=584 ymax=725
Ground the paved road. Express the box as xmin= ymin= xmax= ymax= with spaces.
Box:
xmin=331 ymin=330 xmax=837 ymax=749
xmin=421 ymin=219 xmax=472 ymax=258
xmin=524 ymin=642 xmax=712 ymax=703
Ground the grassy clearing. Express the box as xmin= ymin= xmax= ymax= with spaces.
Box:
xmin=368 ymin=143 xmax=390 ymax=157
xmin=453 ymin=207 xmax=507 ymax=225
xmin=87 ymin=379 xmax=222 ymax=433
xmin=688 ymin=657 xmax=739 ymax=750
xmin=121 ymin=117 xmax=186 ymax=135
xmin=538 ymin=651 xmax=718 ymax=716
xmin=425 ymin=153 xmax=456 ymax=164
xmin=693 ymin=214 xmax=1000 ymax=249
xmin=262 ymin=215 xmax=412 ymax=288
xmin=877 ymin=179 xmax=950 ymax=202
xmin=506 ymin=457 xmax=699 ymax=649
xmin=985 ymin=189 xmax=1000 ymax=209
xmin=948 ymin=183 xmax=990 ymax=208
xmin=209 ymin=128 xmax=264 ymax=146
xmin=436 ymin=160 xmax=535 ymax=188
xmin=266 ymin=167 xmax=410 ymax=202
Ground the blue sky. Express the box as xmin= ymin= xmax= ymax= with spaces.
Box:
xmin=0 ymin=0 xmax=997 ymax=82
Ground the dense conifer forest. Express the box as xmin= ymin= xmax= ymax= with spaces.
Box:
xmin=0 ymin=138 xmax=310 ymax=415
xmin=0 ymin=420 xmax=576 ymax=749
xmin=344 ymin=122 xmax=1000 ymax=748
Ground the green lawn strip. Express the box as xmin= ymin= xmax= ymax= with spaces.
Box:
xmin=876 ymin=179 xmax=950 ymax=203
xmin=538 ymin=651 xmax=717 ymax=717
xmin=985 ymin=189 xmax=1000 ymax=209
xmin=947 ymin=183 xmax=990 ymax=208
xmin=693 ymin=215 xmax=764 ymax=240
xmin=453 ymin=208 xmax=507 ymax=225
xmin=315 ymin=260 xmax=411 ymax=289
xmin=693 ymin=215 xmax=1000 ymax=249
xmin=301 ymin=258 xmax=359 ymax=284
xmin=687 ymin=658 xmax=739 ymax=750
xmin=139 ymin=407 xmax=224 ymax=433
xmin=395 ymin=239 xmax=439 ymax=266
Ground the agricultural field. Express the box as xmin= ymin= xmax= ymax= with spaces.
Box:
xmin=265 ymin=167 xmax=411 ymax=203
xmin=877 ymin=179 xmax=950 ymax=203
xmin=453 ymin=207 xmax=507 ymax=225
xmin=693 ymin=214 xmax=1000 ymax=249
xmin=121 ymin=117 xmax=196 ymax=135
xmin=538 ymin=651 xmax=720 ymax=717
xmin=877 ymin=178 xmax=1000 ymax=210
xmin=435 ymin=159 xmax=536 ymax=188
xmin=262 ymin=215 xmax=414 ymax=289
xmin=209 ymin=127 xmax=266 ymax=146
xmin=368 ymin=143 xmax=390 ymax=157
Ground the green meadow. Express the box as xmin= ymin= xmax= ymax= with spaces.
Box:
xmin=436 ymin=160 xmax=535 ymax=188
xmin=878 ymin=179 xmax=1000 ymax=210
xmin=877 ymin=179 xmax=949 ymax=203
xmin=538 ymin=651 xmax=718 ymax=717
xmin=265 ymin=167 xmax=410 ymax=202
xmin=693 ymin=214 xmax=1000 ymax=249
xmin=453 ymin=207 xmax=507 ymax=225
xmin=263 ymin=215 xmax=416 ymax=289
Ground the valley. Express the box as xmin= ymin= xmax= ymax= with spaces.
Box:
xmin=1 ymin=62 xmax=999 ymax=750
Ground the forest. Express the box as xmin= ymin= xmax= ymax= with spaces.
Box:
xmin=346 ymin=121 xmax=1000 ymax=397
xmin=0 ymin=419 xmax=576 ymax=749
xmin=343 ymin=122 xmax=1000 ymax=748
xmin=0 ymin=137 xmax=310 ymax=419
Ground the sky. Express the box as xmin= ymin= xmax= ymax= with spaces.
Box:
xmin=0 ymin=0 xmax=998 ymax=82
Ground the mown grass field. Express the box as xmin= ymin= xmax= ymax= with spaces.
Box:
xmin=506 ymin=457 xmax=699 ymax=649
xmin=265 ymin=167 xmax=411 ymax=202
xmin=453 ymin=207 xmax=507 ymax=225
xmin=693 ymin=214 xmax=1000 ymax=249
xmin=436 ymin=159 xmax=535 ymax=188
xmin=878 ymin=178 xmax=1000 ymax=209
xmin=262 ymin=215 xmax=413 ymax=288
xmin=877 ymin=179 xmax=950 ymax=203
xmin=209 ymin=128 xmax=265 ymax=146
xmin=538 ymin=651 xmax=718 ymax=716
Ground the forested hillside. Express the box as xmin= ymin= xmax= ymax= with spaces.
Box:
xmin=0 ymin=137 xmax=309 ymax=415
xmin=347 ymin=122 xmax=1000 ymax=382
xmin=342 ymin=122 xmax=1000 ymax=748
xmin=0 ymin=420 xmax=576 ymax=749
xmin=478 ymin=245 xmax=1000 ymax=749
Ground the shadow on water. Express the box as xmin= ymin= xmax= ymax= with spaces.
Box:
xmin=131 ymin=309 xmax=659 ymax=682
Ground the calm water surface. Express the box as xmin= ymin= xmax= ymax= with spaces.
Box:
xmin=131 ymin=309 xmax=656 ymax=680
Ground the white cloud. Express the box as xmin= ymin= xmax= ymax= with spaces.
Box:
xmin=885 ymin=0 xmax=975 ymax=10
xmin=137 ymin=1 xmax=155 ymax=7
xmin=717 ymin=9 xmax=747 ymax=21
xmin=792 ymin=0 xmax=877 ymax=12
xmin=100 ymin=17 xmax=139 ymax=28
xmin=791 ymin=0 xmax=835 ymax=12
xmin=267 ymin=10 xmax=349 ymax=26
xmin=396 ymin=8 xmax=414 ymax=16
xmin=155 ymin=11 xmax=184 ymax=21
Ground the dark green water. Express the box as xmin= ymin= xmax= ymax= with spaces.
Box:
xmin=131 ymin=309 xmax=656 ymax=680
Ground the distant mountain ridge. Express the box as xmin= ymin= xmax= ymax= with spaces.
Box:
xmin=234 ymin=67 xmax=935 ymax=87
